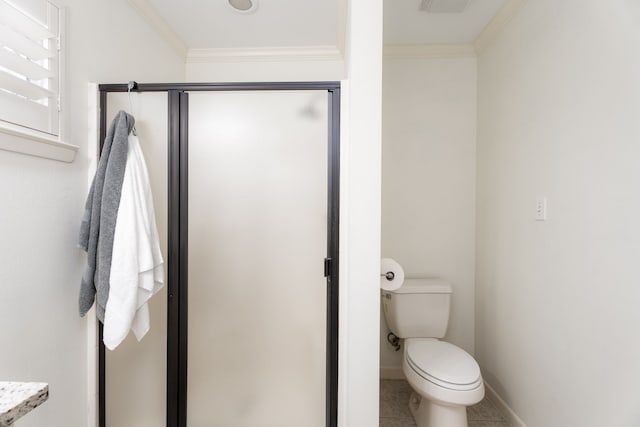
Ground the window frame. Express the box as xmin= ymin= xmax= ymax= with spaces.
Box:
xmin=0 ymin=0 xmax=77 ymax=162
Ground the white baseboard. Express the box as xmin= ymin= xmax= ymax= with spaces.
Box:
xmin=484 ymin=382 xmax=527 ymax=427
xmin=380 ymin=366 xmax=404 ymax=380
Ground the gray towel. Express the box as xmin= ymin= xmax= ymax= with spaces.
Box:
xmin=78 ymin=111 xmax=135 ymax=321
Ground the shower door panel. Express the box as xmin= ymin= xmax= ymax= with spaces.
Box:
xmin=188 ymin=91 xmax=328 ymax=427
xmin=105 ymin=92 xmax=168 ymax=427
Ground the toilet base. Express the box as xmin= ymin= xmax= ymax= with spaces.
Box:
xmin=409 ymin=391 xmax=469 ymax=427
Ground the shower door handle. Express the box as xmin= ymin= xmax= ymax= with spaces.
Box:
xmin=324 ymin=257 xmax=333 ymax=278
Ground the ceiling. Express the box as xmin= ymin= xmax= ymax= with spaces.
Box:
xmin=132 ymin=0 xmax=512 ymax=53
xmin=384 ymin=0 xmax=507 ymax=45
xmin=146 ymin=0 xmax=339 ymax=49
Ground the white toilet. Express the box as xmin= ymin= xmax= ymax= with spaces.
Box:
xmin=382 ymin=278 xmax=484 ymax=427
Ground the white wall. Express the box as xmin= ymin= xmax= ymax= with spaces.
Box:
xmin=0 ymin=1 xmax=184 ymax=426
xmin=339 ymin=0 xmax=383 ymax=425
xmin=186 ymin=58 xmax=345 ymax=82
xmin=381 ymin=56 xmax=477 ymax=374
xmin=476 ymin=1 xmax=640 ymax=426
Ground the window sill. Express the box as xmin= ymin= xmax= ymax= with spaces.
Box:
xmin=0 ymin=122 xmax=78 ymax=163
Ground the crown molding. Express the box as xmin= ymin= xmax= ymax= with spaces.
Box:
xmin=126 ymin=0 xmax=188 ymax=59
xmin=186 ymin=46 xmax=343 ymax=63
xmin=384 ymin=43 xmax=476 ymax=59
xmin=474 ymin=0 xmax=527 ymax=54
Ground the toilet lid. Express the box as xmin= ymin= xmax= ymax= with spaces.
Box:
xmin=406 ymin=340 xmax=482 ymax=391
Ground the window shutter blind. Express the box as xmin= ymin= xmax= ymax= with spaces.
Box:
xmin=0 ymin=0 xmax=60 ymax=136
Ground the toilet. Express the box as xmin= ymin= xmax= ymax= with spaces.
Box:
xmin=382 ymin=278 xmax=484 ymax=427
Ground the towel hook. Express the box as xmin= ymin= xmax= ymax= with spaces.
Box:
xmin=127 ymin=81 xmax=138 ymax=136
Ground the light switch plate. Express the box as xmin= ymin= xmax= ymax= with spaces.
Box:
xmin=535 ymin=197 xmax=547 ymax=221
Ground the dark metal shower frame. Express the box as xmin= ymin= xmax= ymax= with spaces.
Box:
xmin=97 ymin=82 xmax=340 ymax=427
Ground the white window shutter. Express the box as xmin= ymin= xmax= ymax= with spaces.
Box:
xmin=0 ymin=0 xmax=60 ymax=136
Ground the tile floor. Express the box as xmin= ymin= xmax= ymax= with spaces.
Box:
xmin=380 ymin=379 xmax=510 ymax=427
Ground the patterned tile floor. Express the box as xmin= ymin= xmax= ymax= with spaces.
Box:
xmin=380 ymin=379 xmax=510 ymax=427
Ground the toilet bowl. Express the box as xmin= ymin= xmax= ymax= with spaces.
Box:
xmin=403 ymin=338 xmax=484 ymax=427
xmin=381 ymin=278 xmax=484 ymax=427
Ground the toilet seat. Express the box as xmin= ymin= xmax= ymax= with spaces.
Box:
xmin=406 ymin=339 xmax=482 ymax=392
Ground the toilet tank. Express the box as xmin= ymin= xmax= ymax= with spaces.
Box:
xmin=382 ymin=278 xmax=452 ymax=339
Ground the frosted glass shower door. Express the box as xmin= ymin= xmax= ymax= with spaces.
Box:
xmin=105 ymin=92 xmax=168 ymax=427
xmin=187 ymin=91 xmax=329 ymax=427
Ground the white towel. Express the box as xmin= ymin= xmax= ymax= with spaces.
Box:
xmin=103 ymin=134 xmax=164 ymax=350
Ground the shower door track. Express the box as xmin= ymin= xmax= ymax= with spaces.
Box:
xmin=97 ymin=82 xmax=340 ymax=427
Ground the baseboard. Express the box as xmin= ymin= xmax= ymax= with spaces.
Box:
xmin=484 ymin=382 xmax=528 ymax=427
xmin=380 ymin=366 xmax=404 ymax=380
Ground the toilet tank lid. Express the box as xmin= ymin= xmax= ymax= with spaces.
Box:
xmin=390 ymin=278 xmax=452 ymax=294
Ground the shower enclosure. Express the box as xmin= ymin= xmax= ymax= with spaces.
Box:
xmin=99 ymin=83 xmax=339 ymax=427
